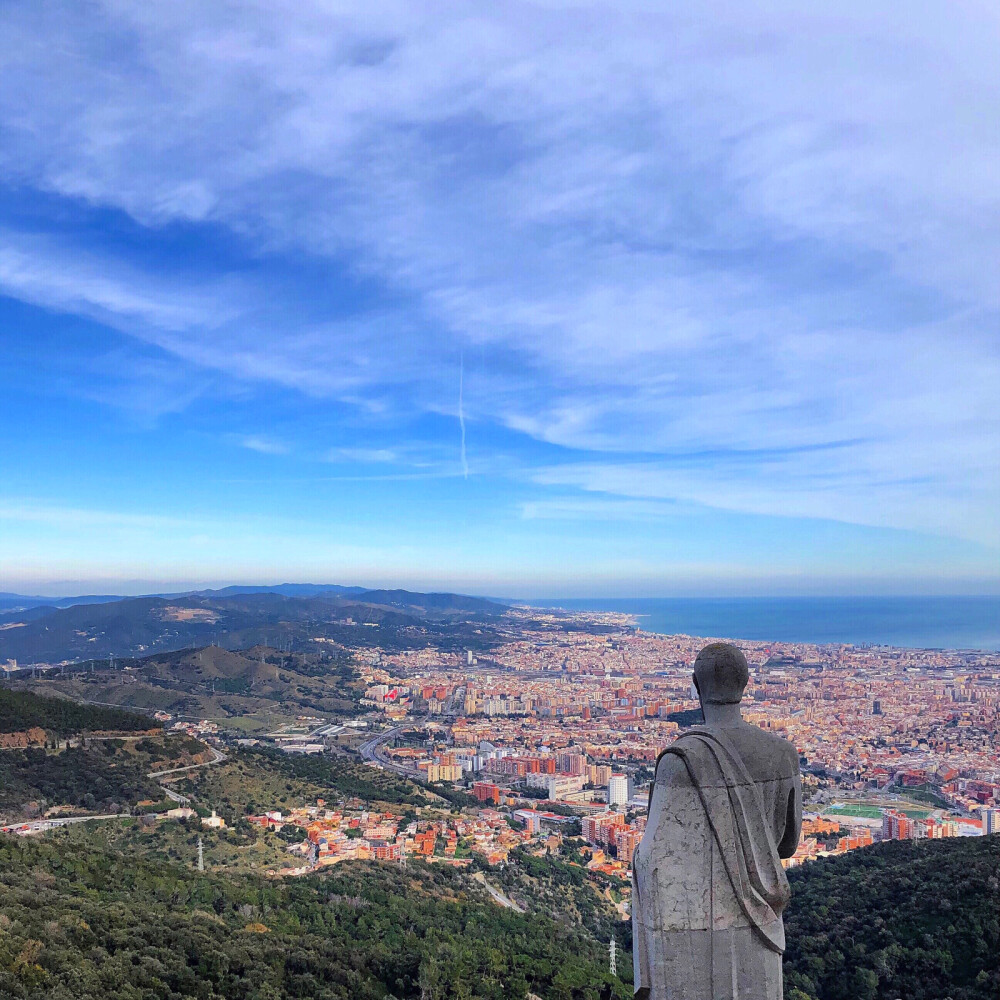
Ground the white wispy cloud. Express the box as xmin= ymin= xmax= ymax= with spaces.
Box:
xmin=0 ymin=2 xmax=997 ymax=545
xmin=0 ymin=234 xmax=238 ymax=333
xmin=458 ymin=353 xmax=469 ymax=479
xmin=235 ymin=435 xmax=290 ymax=455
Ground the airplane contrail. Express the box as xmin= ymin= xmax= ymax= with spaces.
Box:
xmin=459 ymin=354 xmax=469 ymax=479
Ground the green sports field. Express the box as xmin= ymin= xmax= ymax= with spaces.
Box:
xmin=822 ymin=804 xmax=883 ymax=819
xmin=820 ymin=799 xmax=935 ymax=821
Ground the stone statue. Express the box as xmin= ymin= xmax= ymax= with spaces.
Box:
xmin=632 ymin=642 xmax=802 ymax=1000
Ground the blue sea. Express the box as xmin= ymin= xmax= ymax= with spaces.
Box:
xmin=528 ymin=597 xmax=1000 ymax=651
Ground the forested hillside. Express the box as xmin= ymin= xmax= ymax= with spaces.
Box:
xmin=783 ymin=835 xmax=999 ymax=1000
xmin=0 ymin=823 xmax=996 ymax=998
xmin=9 ymin=644 xmax=363 ymax=724
xmin=177 ymin=746 xmax=430 ymax=818
xmin=0 ymin=689 xmax=158 ymax=736
xmin=0 ymin=735 xmax=208 ymax=822
xmin=0 ymin=836 xmax=623 ymax=1000
xmin=0 ymin=745 xmax=162 ymax=820
xmin=0 ymin=588 xmax=508 ymax=663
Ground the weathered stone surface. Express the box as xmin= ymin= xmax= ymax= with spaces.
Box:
xmin=632 ymin=643 xmax=802 ymax=999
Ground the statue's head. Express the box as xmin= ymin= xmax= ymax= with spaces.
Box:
xmin=693 ymin=642 xmax=749 ymax=705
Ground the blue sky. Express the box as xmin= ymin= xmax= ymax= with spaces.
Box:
xmin=0 ymin=1 xmax=998 ymax=596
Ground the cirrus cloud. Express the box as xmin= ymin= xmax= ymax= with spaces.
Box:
xmin=0 ymin=0 xmax=998 ymax=559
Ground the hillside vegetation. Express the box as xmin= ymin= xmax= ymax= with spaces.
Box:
xmin=0 ymin=745 xmax=162 ymax=821
xmin=44 ymin=813 xmax=302 ymax=875
xmin=783 ymin=835 xmax=1000 ymax=1000
xmin=0 ymin=810 xmax=996 ymax=998
xmin=13 ymin=644 xmax=363 ymax=726
xmin=175 ymin=746 xmax=430 ymax=819
xmin=134 ymin=645 xmax=362 ymax=716
xmin=0 ymin=836 xmax=623 ymax=1000
xmin=0 ymin=734 xmax=206 ymax=822
xmin=0 ymin=689 xmax=158 ymax=736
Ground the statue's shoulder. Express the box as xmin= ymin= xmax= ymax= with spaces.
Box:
xmin=687 ymin=724 xmax=799 ymax=779
xmin=748 ymin=727 xmax=799 ymax=775
xmin=765 ymin=729 xmax=799 ymax=762
xmin=652 ymin=742 xmax=695 ymax=786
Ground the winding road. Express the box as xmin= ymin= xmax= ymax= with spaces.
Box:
xmin=149 ymin=744 xmax=228 ymax=804
xmin=148 ymin=744 xmax=227 ymax=779
xmin=472 ymin=872 xmax=525 ymax=912
xmin=2 ymin=742 xmax=229 ymax=834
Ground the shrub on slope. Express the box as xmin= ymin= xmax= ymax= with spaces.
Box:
xmin=784 ymin=835 xmax=1000 ymax=1000
xmin=0 ymin=688 xmax=157 ymax=736
xmin=0 ymin=837 xmax=625 ymax=1000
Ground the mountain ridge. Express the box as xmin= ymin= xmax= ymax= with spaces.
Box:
xmin=0 ymin=587 xmax=509 ymax=664
xmin=0 ymin=583 xmax=500 ymax=614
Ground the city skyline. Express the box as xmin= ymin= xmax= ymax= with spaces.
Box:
xmin=2 ymin=3 xmax=999 ymax=594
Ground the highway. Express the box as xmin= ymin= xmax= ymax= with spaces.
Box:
xmin=359 ymin=724 xmax=423 ymax=778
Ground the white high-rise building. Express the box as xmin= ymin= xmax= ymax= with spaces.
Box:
xmin=984 ymin=807 xmax=1000 ymax=836
xmin=608 ymin=773 xmax=628 ymax=808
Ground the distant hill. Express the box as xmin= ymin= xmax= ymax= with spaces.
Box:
xmin=0 ymin=592 xmax=124 ymax=612
xmin=194 ymin=583 xmax=368 ymax=599
xmin=353 ymin=589 xmax=504 ymax=615
xmin=0 ymin=596 xmax=209 ymax=662
xmin=0 ymin=583 xmax=502 ymax=616
xmin=0 ymin=603 xmax=61 ymax=624
xmin=0 ymin=588 xmax=509 ymax=664
xmin=11 ymin=643 xmax=364 ymax=722
xmin=141 ymin=645 xmax=284 ymax=685
xmin=0 ymin=585 xmax=366 ymax=611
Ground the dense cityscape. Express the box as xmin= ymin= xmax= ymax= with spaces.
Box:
xmin=131 ymin=606 xmax=999 ymax=894
xmin=2 ymin=597 xmax=998 ymax=1000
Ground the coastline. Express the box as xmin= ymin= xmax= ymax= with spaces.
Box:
xmin=521 ymin=595 xmax=1000 ymax=653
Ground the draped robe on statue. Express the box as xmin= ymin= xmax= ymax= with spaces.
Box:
xmin=632 ymin=726 xmax=801 ymax=1000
